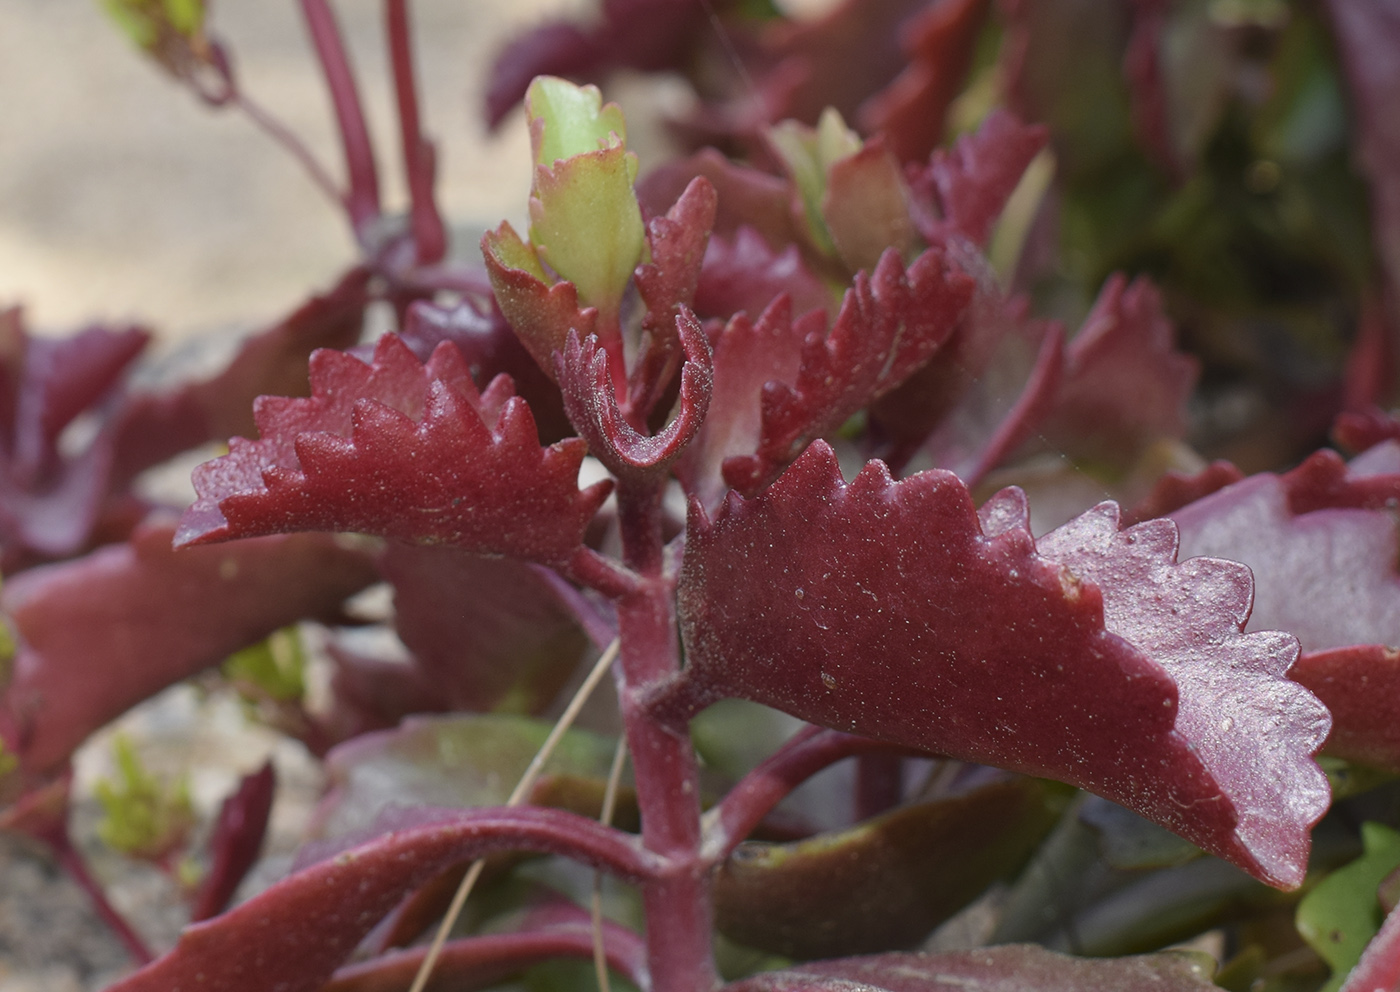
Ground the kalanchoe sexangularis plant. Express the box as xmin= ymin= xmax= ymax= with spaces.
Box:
xmin=6 ymin=1 xmax=1400 ymax=991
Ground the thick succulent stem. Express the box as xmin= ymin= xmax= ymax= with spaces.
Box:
xmin=616 ymin=479 xmax=716 ymax=992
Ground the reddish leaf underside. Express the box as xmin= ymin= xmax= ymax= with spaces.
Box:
xmin=105 ymin=806 xmax=652 ymax=992
xmin=0 ymin=523 xmax=377 ymax=778
xmin=176 ymin=334 xmax=610 ymax=565
xmin=676 ymin=442 xmax=1327 ymax=887
xmin=726 ymin=946 xmax=1220 ymax=992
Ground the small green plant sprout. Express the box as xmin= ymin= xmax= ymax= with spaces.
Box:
xmin=94 ymin=733 xmax=196 ymax=866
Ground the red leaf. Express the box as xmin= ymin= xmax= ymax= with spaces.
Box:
xmin=1291 ymin=646 xmax=1400 ymax=772
xmin=1124 ymin=460 xmax=1244 ymax=526
xmin=631 ymin=176 xmax=718 ymax=414
xmin=720 ymin=247 xmax=974 ymax=495
xmin=105 ymin=806 xmax=655 ymax=992
xmin=1324 ymin=0 xmax=1400 ymax=347
xmin=1036 ymin=274 xmax=1197 ymax=464
xmin=726 ymin=946 xmax=1220 ymax=992
xmin=191 ymin=762 xmax=276 ymax=922
xmin=1340 ymin=902 xmax=1400 ymax=992
xmin=383 ymin=544 xmax=591 ymax=715
xmin=557 ymin=313 xmax=712 ymax=481
xmin=822 ymin=138 xmax=917 ymax=273
xmin=694 ymin=227 xmax=833 ymax=324
xmin=858 ymin=0 xmax=993 ymax=164
xmin=910 ymin=110 xmax=1049 ymax=247
xmin=676 ymin=442 xmax=1329 ymax=887
xmin=638 ymin=150 xmax=805 ymax=257
xmin=176 ymin=334 xmax=610 ymax=565
xmin=1171 ymin=454 xmax=1400 ymax=653
xmin=0 ymin=523 xmax=377 ymax=777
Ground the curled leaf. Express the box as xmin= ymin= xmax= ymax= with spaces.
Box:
xmin=675 ymin=442 xmax=1329 ymax=887
xmin=556 ymin=312 xmax=712 ymax=481
xmin=176 ymin=334 xmax=611 ymax=565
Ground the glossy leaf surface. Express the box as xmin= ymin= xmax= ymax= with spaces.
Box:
xmin=176 ymin=334 xmax=610 ymax=564
xmin=1291 ymin=646 xmax=1400 ymax=772
xmin=676 ymin=442 xmax=1328 ymax=887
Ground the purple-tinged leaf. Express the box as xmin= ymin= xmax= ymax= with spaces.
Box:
xmin=909 ymin=110 xmax=1049 ymax=247
xmin=677 ymin=296 xmax=813 ymax=512
xmin=714 ymin=777 xmax=1062 ymax=958
xmin=1324 ymin=0 xmax=1400 ymax=347
xmin=190 ymin=762 xmax=275 ymax=922
xmin=1036 ymin=501 xmax=1330 ymax=890
xmin=0 ymin=523 xmax=377 ymax=778
xmin=1124 ymin=460 xmax=1245 ymax=527
xmin=726 ymin=946 xmax=1220 ymax=992
xmin=1035 ymin=274 xmax=1198 ymax=464
xmin=110 ymin=266 xmax=371 ymax=489
xmin=822 ymin=137 xmax=917 ymax=273
xmin=637 ymin=150 xmax=805 ymax=257
xmin=721 ymin=247 xmax=974 ymax=495
xmin=675 ymin=443 xmax=1328 ymax=887
xmin=484 ymin=0 xmax=710 ymax=130
xmin=556 ymin=314 xmax=712 ymax=481
xmin=694 ymin=227 xmax=833 ymax=323
xmin=105 ymin=806 xmax=658 ymax=992
xmin=319 ymin=640 xmax=446 ymax=745
xmin=481 ymin=222 xmax=599 ymax=380
xmin=176 ymin=334 xmax=611 ymax=564
xmin=382 ymin=544 xmax=590 ymax=716
xmin=399 ymin=298 xmax=572 ymax=444
xmin=631 ymin=176 xmax=717 ymax=415
xmin=1171 ymin=460 xmax=1400 ymax=652
xmin=1290 ymin=646 xmax=1400 ymax=774
xmin=857 ymin=0 xmax=992 ymax=165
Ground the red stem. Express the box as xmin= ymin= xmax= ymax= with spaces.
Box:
xmin=614 ymin=480 xmax=716 ymax=992
xmin=300 ymin=0 xmax=382 ymax=240
xmin=384 ymin=0 xmax=448 ymax=265
xmin=703 ymin=729 xmax=916 ymax=863
xmin=51 ymin=837 xmax=154 ymax=965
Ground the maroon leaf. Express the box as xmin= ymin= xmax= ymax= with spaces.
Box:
xmin=909 ymin=110 xmax=1049 ymax=247
xmin=1291 ymin=646 xmax=1400 ymax=773
xmin=1340 ymin=902 xmax=1400 ymax=992
xmin=110 ymin=266 xmax=371 ymax=489
xmin=1034 ymin=274 xmax=1197 ymax=465
xmin=1124 ymin=461 xmax=1245 ymax=526
xmin=398 ymin=298 xmax=572 ymax=444
xmin=693 ymin=226 xmax=833 ymax=323
xmin=191 ymin=762 xmax=276 ymax=922
xmin=720 ymin=247 xmax=974 ymax=495
xmin=176 ymin=334 xmax=611 ymax=564
xmin=631 ymin=176 xmax=718 ymax=415
xmin=556 ymin=313 xmax=712 ymax=481
xmin=726 ymin=946 xmax=1220 ymax=992
xmin=638 ymin=150 xmax=805 ymax=258
xmin=105 ymin=806 xmax=657 ymax=992
xmin=1171 ymin=455 xmax=1400 ymax=652
xmin=382 ymin=544 xmax=590 ymax=715
xmin=0 ymin=523 xmax=378 ymax=777
xmin=857 ymin=0 xmax=993 ymax=165
xmin=675 ymin=442 xmax=1329 ymax=887
xmin=1324 ymin=0 xmax=1400 ymax=348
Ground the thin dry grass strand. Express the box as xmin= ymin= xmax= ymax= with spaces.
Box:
xmin=407 ymin=638 xmax=623 ymax=992
xmin=592 ymin=736 xmax=631 ymax=992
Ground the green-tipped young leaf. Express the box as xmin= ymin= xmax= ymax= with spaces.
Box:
xmin=223 ymin=626 xmax=307 ymax=704
xmin=526 ymin=76 xmax=629 ymax=169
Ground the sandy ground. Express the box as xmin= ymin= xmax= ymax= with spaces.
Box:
xmin=0 ymin=0 xmax=590 ymax=340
